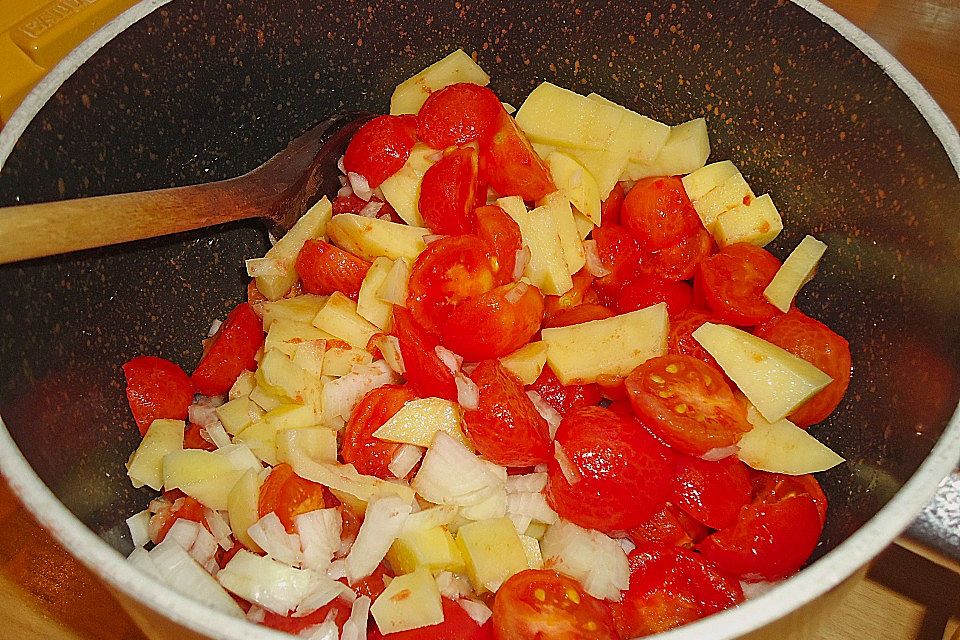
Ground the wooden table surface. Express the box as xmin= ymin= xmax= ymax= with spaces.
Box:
xmin=1 ymin=1 xmax=959 ymax=639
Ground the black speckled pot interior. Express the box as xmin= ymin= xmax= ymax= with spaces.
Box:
xmin=0 ymin=0 xmax=958 ymax=566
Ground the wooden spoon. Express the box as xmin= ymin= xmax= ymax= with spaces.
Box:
xmin=0 ymin=111 xmax=372 ymax=264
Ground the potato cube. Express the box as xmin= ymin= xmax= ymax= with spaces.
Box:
xmin=357 ymin=257 xmax=395 ymax=330
xmin=738 ymin=406 xmax=845 ymax=474
xmin=276 ymin=427 xmax=339 ymax=465
xmin=713 ymin=193 xmax=784 ymax=248
xmin=249 ymin=384 xmax=284 ymax=412
xmin=378 ymin=257 xmax=412 ymax=306
xmin=498 ymin=341 xmax=548 ymax=385
xmin=519 ymin=534 xmax=544 ymax=570
xmin=264 ymin=319 xmax=334 ymax=357
xmin=690 ymin=170 xmax=754 ymax=232
xmin=379 ymin=144 xmax=437 ymax=226
xmin=216 ymin=397 xmax=258 ymax=435
xmin=456 ymin=517 xmax=529 ymax=593
xmin=260 ymin=294 xmax=329 ymax=329
xmin=327 ymin=213 xmax=429 ymax=262
xmin=126 ymin=419 xmax=185 ymax=490
xmin=546 ymin=151 xmax=601 ymax=226
xmin=515 ymin=82 xmax=623 ymax=151
xmin=505 ymin=199 xmax=574 ymax=296
xmin=255 ymin=198 xmax=332 ymax=300
xmin=235 ymin=404 xmax=319 ymax=465
xmin=227 ymin=468 xmax=263 ymax=552
xmin=257 ymin=349 xmax=311 ymax=402
xmin=372 ymin=398 xmax=470 ymax=448
xmin=291 ymin=340 xmax=326 ymax=378
xmin=162 ymin=449 xmax=244 ymax=510
xmin=371 ymin=567 xmax=444 ymax=634
xmin=312 ymin=292 xmax=380 ymax=349
xmin=541 ymin=192 xmax=586 ymax=276
xmin=763 ymin=235 xmax=828 ymax=312
xmin=586 ymin=93 xmax=670 ymax=163
xmin=387 ymin=526 xmax=465 ymax=574
xmin=390 ymin=50 xmax=490 ymax=116
xmin=322 ymin=344 xmax=374 ymax=377
xmin=622 ymin=118 xmax=710 ymax=181
xmin=228 ymin=370 xmax=256 ymax=400
xmin=681 ymin=160 xmax=739 ymax=202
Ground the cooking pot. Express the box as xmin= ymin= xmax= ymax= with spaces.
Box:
xmin=0 ymin=1 xmax=957 ymax=639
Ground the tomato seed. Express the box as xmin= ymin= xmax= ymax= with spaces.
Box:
xmin=675 ymin=403 xmax=688 ymax=414
xmin=566 ymin=587 xmax=581 ymax=604
xmin=665 ymin=363 xmax=680 ymax=374
xmin=650 ymin=374 xmax=665 ymax=384
xmin=534 ymin=588 xmax=546 ymax=601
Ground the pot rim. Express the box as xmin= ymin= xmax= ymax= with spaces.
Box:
xmin=1 ymin=1 xmax=958 ymax=639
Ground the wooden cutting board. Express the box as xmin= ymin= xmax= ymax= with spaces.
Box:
xmin=0 ymin=0 xmax=958 ymax=638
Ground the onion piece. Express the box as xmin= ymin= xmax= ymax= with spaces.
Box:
xmin=401 ymin=505 xmax=459 ymax=534
xmin=459 ymin=598 xmax=493 ymax=626
xmin=618 ymin=537 xmax=637 ymax=555
xmin=359 ymin=200 xmax=384 ymax=218
xmin=207 ymin=319 xmax=223 ymax=337
xmin=505 ymin=472 xmax=548 ymax=494
xmin=294 ymin=574 xmax=354 ymax=617
xmin=554 ymin=442 xmax=581 ymax=485
xmin=583 ymin=240 xmax=612 ymax=278
xmin=388 ymin=444 xmax=424 ymax=479
xmin=348 ymin=172 xmax=373 ymax=201
xmin=435 ymin=345 xmax=463 ymax=374
xmin=741 ymin=580 xmax=777 ymax=599
xmin=337 ymin=184 xmax=353 ymax=198
xmin=126 ymin=510 xmax=151 ymax=549
xmin=513 ymin=247 xmax=531 ymax=281
xmin=204 ymin=508 xmax=235 ymax=550
xmin=435 ymin=571 xmax=473 ymax=600
xmin=423 ymin=234 xmax=447 ymax=245
xmin=127 ymin=547 xmax=162 ymax=579
xmin=202 ymin=421 xmax=232 ymax=449
xmin=506 ymin=491 xmax=559 ymax=525
xmin=508 ymin=513 xmax=533 ymax=535
xmin=526 ymin=390 xmax=562 ymax=439
xmin=149 ymin=538 xmax=245 ymax=617
xmin=247 ymin=512 xmax=302 ymax=567
xmin=302 ymin=619 xmax=340 ymax=640
xmin=166 ymin=518 xmax=220 ymax=574
xmin=189 ymin=395 xmax=224 ymax=429
xmin=455 ymin=372 xmax=480 ymax=411
xmin=701 ymin=445 xmax=740 ymax=461
xmin=323 ymin=360 xmax=399 ymax=422
xmin=340 ymin=595 xmax=371 ymax=640
xmin=218 ymin=549 xmax=314 ymax=615
xmin=337 ymin=155 xmax=346 ymax=174
xmin=245 ymin=257 xmax=286 ymax=278
xmin=295 ymin=508 xmax=343 ymax=573
xmin=411 ymin=432 xmax=506 ymax=509
xmin=504 ymin=281 xmax=529 ymax=304
xmin=246 ymin=605 xmax=267 ymax=623
xmin=345 ymin=495 xmax=413 ymax=584
xmin=540 ymin=520 xmax=629 ymax=601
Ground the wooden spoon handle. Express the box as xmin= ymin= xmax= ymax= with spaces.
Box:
xmin=0 ymin=179 xmax=258 ymax=264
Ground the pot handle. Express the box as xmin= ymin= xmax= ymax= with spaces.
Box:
xmin=898 ymin=469 xmax=960 ymax=573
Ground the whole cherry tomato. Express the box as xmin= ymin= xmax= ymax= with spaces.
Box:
xmin=442 ymin=283 xmax=544 ymax=361
xmin=191 ymin=302 xmax=264 ymax=396
xmin=343 ymin=114 xmax=418 ymax=188
xmin=295 ymin=239 xmax=371 ymax=300
xmin=639 ymin=226 xmax=713 ymax=281
xmin=479 ymin=108 xmax=555 ymax=201
xmin=628 ymin=503 xmax=710 ymax=549
xmin=673 ymin=455 xmax=752 ymax=529
xmin=122 ymin=355 xmax=195 ymax=435
xmin=418 ymin=146 xmax=482 ymax=235
xmin=527 ymin=367 xmax=601 ymax=416
xmin=258 ymin=463 xmax=327 ymax=532
xmin=417 ymin=83 xmax=504 ymax=149
xmin=696 ymin=243 xmax=781 ymax=326
xmin=592 ymin=223 xmax=643 ymax=295
xmin=475 ymin=204 xmax=523 ymax=286
xmin=615 ymin=275 xmax=693 ymax=317
xmin=622 ymin=176 xmax=701 ymax=252
xmin=341 ymin=385 xmax=418 ymax=479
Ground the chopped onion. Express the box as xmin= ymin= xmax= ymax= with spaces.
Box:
xmin=340 ymin=595 xmax=371 ymax=640
xmin=126 ymin=510 xmax=151 ymax=549
xmin=345 ymin=495 xmax=413 ymax=584
xmin=217 ymin=443 xmax=263 ymax=472
xmin=513 ymin=247 xmax=531 ymax=281
xmin=583 ymin=240 xmax=612 ymax=277
xmin=359 ymin=200 xmax=384 ymax=218
xmin=248 ymin=512 xmax=302 ymax=567
xmin=348 ymin=172 xmax=373 ymax=201
xmin=166 ymin=518 xmax=220 ymax=574
xmin=554 ymin=442 xmax=581 ymax=485
xmin=218 ymin=549 xmax=314 ymax=615
xmin=459 ymin=598 xmax=493 ymax=626
xmin=701 ymin=445 xmax=740 ymax=461
xmin=412 ymin=432 xmax=506 ymax=510
xmin=388 ymin=444 xmax=424 ymax=479
xmin=127 ymin=547 xmax=163 ymax=580
xmin=527 ymin=390 xmax=562 ymax=439
xmin=204 ymin=508 xmax=234 ymax=550
xmin=326 ymin=558 xmax=348 ymax=580
xmin=422 ymin=234 xmax=447 ymax=245
xmin=401 ymin=505 xmax=459 ymax=534
xmin=202 ymin=421 xmax=232 ymax=449
xmin=337 ymin=155 xmax=346 ymax=174
xmin=427 ymin=150 xmax=444 ymax=162
xmin=295 ymin=508 xmax=343 ymax=573
xmin=337 ymin=184 xmax=353 ymax=198
xmin=509 ymin=513 xmax=533 ymax=535
xmin=323 ymin=360 xmax=399 ymax=422
xmin=459 ymin=487 xmax=507 ymax=521
xmin=435 ymin=571 xmax=473 ymax=600
xmin=618 ymin=537 xmax=637 ymax=555
xmin=455 ymin=372 xmax=480 ymax=411
xmin=189 ymin=395 xmax=224 ymax=429
xmin=435 ymin=345 xmax=463 ymax=374
xmin=302 ymin=619 xmax=341 ymax=640
xmin=371 ymin=333 xmax=405 ymax=374
xmin=294 ymin=574 xmax=354 ymax=617
xmin=207 ymin=318 xmax=223 ymax=337
xmin=149 ymin=538 xmax=245 ymax=617
xmin=246 ymin=605 xmax=267 ymax=623
xmin=540 ymin=520 xmax=629 ymax=601
xmin=245 ymin=257 xmax=286 ymax=277
xmin=506 ymin=491 xmax=558 ymax=524
xmin=506 ymin=472 xmax=548 ymax=494
xmin=741 ymin=580 xmax=777 ymax=599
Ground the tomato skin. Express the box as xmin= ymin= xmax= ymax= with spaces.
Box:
xmin=492 ymin=569 xmax=620 ymax=640
xmin=696 ymin=243 xmax=781 ymax=326
xmin=343 ymin=114 xmax=418 ymax=188
xmin=628 ymin=504 xmax=710 ymax=549
xmin=626 ymin=354 xmax=751 ymax=456
xmin=417 ymin=83 xmax=503 ymax=149
xmin=601 ymin=182 xmax=626 ymax=226
xmin=183 ymin=422 xmax=216 ymax=451
xmin=464 ymin=360 xmax=551 ymax=467
xmin=407 ymin=235 xmax=496 ymax=335
xmin=341 ymin=385 xmax=418 ymax=479
xmin=191 ymin=302 xmax=264 ymax=397
xmin=543 ymin=270 xmax=600 ymax=320
xmin=639 ymin=226 xmax=713 ymax=282
xmin=475 ymin=205 xmax=523 ymax=286
xmin=542 ymin=303 xmax=615 ymax=328
xmin=622 ymin=177 xmax=701 ymax=252
xmin=752 ymin=472 xmax=828 ymax=525
xmin=593 ymin=223 xmax=643 ymax=295
xmin=122 ymin=356 xmax=195 ymax=435
xmin=615 ymin=276 xmax=693 ymax=318
xmin=754 ymin=308 xmax=852 ymax=427
xmin=258 ymin=463 xmax=327 ymax=532
xmin=479 ymin=108 xmax=555 ymax=201
xmin=150 ymin=494 xmax=207 ymax=544
xmin=392 ymin=306 xmax=458 ymax=402
xmin=673 ymin=455 xmax=752 ymax=529
xmin=609 ymin=544 xmax=744 ymax=638
xmin=373 ymin=597 xmax=492 ymax=640
xmin=442 ymin=283 xmax=544 ymax=361
xmin=419 ymin=146 xmax=481 ymax=235
xmin=547 ymin=407 xmax=675 ymax=532
xmin=527 ymin=367 xmax=601 ymax=417
xmin=295 ymin=239 xmax=371 ymax=300
xmin=667 ymin=308 xmax=721 ymax=370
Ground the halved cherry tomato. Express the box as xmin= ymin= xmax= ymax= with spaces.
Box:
xmin=622 ymin=176 xmax=701 ymax=252
xmin=673 ymin=455 xmax=752 ymax=529
xmin=492 ymin=569 xmax=620 ymax=640
xmin=593 ymin=223 xmax=643 ymax=294
xmin=341 ymin=385 xmax=417 ymax=479
xmin=475 ymin=204 xmax=522 ymax=286
xmin=547 ymin=407 xmax=675 ymax=532
xmin=601 ymin=182 xmax=626 ymax=226
xmin=418 ymin=146 xmax=481 ymax=235
xmin=639 ymin=226 xmax=713 ymax=282
xmin=696 ymin=243 xmax=781 ymax=326
xmin=343 ymin=114 xmax=418 ymax=188
xmin=752 ymin=471 xmax=828 ymax=525
xmin=150 ymin=493 xmax=207 ymax=544
xmin=122 ymin=355 xmax=195 ymax=435
xmin=332 ymin=192 xmax=369 ymax=214
xmin=183 ymin=421 xmax=216 ymax=451
xmin=262 ymin=599 xmax=351 ymax=633
xmin=527 ymin=367 xmax=601 ymax=416
xmin=463 ymin=360 xmax=551 ymax=467
xmin=417 ymin=83 xmax=503 ymax=149
xmin=442 ymin=282 xmax=544 ymax=360
xmin=610 ymin=543 xmax=744 ymax=638
xmin=698 ymin=471 xmax=825 ymax=581
xmin=295 ymin=239 xmax=371 ymax=300
xmin=191 ymin=302 xmax=264 ymax=396
xmin=258 ymin=462 xmax=327 ymax=532
xmin=615 ymin=275 xmax=693 ymax=317
xmin=392 ymin=306 xmax=457 ymax=401
xmin=479 ymin=108 xmax=555 ymax=201
xmin=754 ymin=308 xmax=852 ymax=427
xmin=628 ymin=504 xmax=710 ymax=549
xmin=372 ymin=597 xmax=492 ymax=640
xmin=667 ymin=308 xmax=721 ymax=370
xmin=407 ymin=235 xmax=496 ymax=335
xmin=543 ymin=270 xmax=600 ymax=319
xmin=542 ymin=303 xmax=616 ymax=328
xmin=625 ymin=354 xmax=751 ymax=456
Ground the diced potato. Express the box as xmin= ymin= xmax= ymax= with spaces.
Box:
xmin=546 ymin=151 xmax=601 ymax=226
xmin=692 ymin=323 xmax=833 ymax=422
xmin=126 ymin=419 xmax=185 ymax=490
xmin=499 ymin=341 xmax=548 ymax=385
xmin=504 ymin=198 xmax=573 ymax=296
xmin=565 ymin=143 xmax=631 ymax=201
xmin=291 ymin=340 xmax=326 ymax=377
xmin=216 ymin=396 xmax=258 ymax=435
xmin=327 ymin=214 xmax=429 ymax=263
xmin=255 ymin=198 xmax=332 ymax=300
xmin=229 ymin=370 xmax=257 ymax=400
xmin=162 ymin=449 xmax=245 ymax=510
xmin=322 ymin=344 xmax=374 ymax=377
xmin=541 ymin=192 xmax=586 ymax=276
xmin=227 ymin=468 xmax=263 ymax=552
xmin=257 ymin=349 xmax=311 ymax=402
xmin=456 ymin=517 xmax=529 ymax=593
xmin=586 ymin=93 xmax=671 ymax=163
xmin=379 ymin=144 xmax=438 ymax=226
xmin=371 ymin=333 xmax=404 ymax=374
xmin=713 ymin=193 xmax=783 ymax=248
xmin=357 ymin=257 xmax=395 ymax=330
xmin=235 ymin=404 xmax=319 ymax=465
xmin=541 ymin=304 xmax=668 ymax=384
xmin=387 ymin=526 xmax=466 ymax=574
xmin=260 ymin=294 xmax=329 ymax=329
xmin=378 ymin=257 xmax=412 ymax=307
xmin=370 ymin=567 xmax=444 ymax=634
xmin=519 ymin=534 xmax=544 ymax=570
xmin=390 ymin=50 xmax=490 ymax=116
xmin=622 ymin=118 xmax=710 ymax=180
xmin=372 ymin=398 xmax=470 ymax=448
xmin=764 ymin=235 xmax=828 ymax=312
xmin=681 ymin=160 xmax=739 ymax=202
xmin=264 ymin=319 xmax=334 ymax=357
xmin=276 ymin=427 xmax=339 ymax=465
xmin=573 ymin=211 xmax=594 ymax=239
xmin=249 ymin=384 xmax=284 ymax=412
xmin=738 ymin=406 xmax=845 ymax=474
xmin=312 ymin=292 xmax=380 ymax=349
xmin=690 ymin=170 xmax=754 ymax=232
xmin=515 ymin=82 xmax=624 ymax=151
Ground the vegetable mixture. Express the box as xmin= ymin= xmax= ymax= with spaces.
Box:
xmin=122 ymin=50 xmax=851 ymax=640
